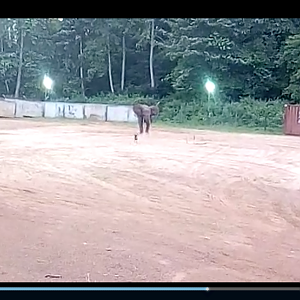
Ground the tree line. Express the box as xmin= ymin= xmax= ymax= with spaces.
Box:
xmin=1 ymin=18 xmax=300 ymax=130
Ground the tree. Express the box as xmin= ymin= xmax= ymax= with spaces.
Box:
xmin=121 ymin=30 xmax=126 ymax=91
xmin=149 ymin=19 xmax=155 ymax=89
xmin=87 ymin=18 xmax=122 ymax=95
xmin=12 ymin=18 xmax=41 ymax=98
xmin=119 ymin=18 xmax=131 ymax=92
xmin=162 ymin=18 xmax=300 ymax=101
xmin=14 ymin=22 xmax=23 ymax=98
xmin=53 ymin=18 xmax=91 ymax=98
xmin=283 ymin=31 xmax=300 ymax=102
xmin=0 ymin=19 xmax=17 ymax=95
xmin=0 ymin=18 xmax=299 ymax=103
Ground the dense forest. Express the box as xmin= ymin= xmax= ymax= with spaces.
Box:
xmin=1 ymin=18 xmax=300 ymax=131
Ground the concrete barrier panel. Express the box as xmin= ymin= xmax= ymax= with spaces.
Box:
xmin=64 ymin=103 xmax=84 ymax=119
xmin=128 ymin=106 xmax=138 ymax=123
xmin=84 ymin=104 xmax=107 ymax=120
xmin=15 ymin=100 xmax=44 ymax=118
xmin=107 ymin=105 xmax=133 ymax=122
xmin=0 ymin=101 xmax=15 ymax=117
xmin=44 ymin=102 xmax=65 ymax=118
xmin=2 ymin=98 xmax=15 ymax=103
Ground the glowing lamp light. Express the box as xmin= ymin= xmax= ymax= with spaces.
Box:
xmin=43 ymin=75 xmax=53 ymax=90
xmin=205 ymin=80 xmax=215 ymax=94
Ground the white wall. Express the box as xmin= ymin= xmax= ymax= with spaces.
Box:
xmin=64 ymin=103 xmax=84 ymax=119
xmin=0 ymin=99 xmax=138 ymax=123
xmin=0 ymin=100 xmax=15 ymax=117
xmin=15 ymin=100 xmax=44 ymax=118
xmin=107 ymin=105 xmax=134 ymax=122
xmin=44 ymin=102 xmax=65 ymax=118
xmin=84 ymin=104 xmax=107 ymax=120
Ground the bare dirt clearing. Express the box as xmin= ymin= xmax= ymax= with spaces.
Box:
xmin=0 ymin=119 xmax=300 ymax=282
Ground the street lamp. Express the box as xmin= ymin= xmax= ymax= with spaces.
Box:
xmin=205 ymin=79 xmax=216 ymax=119
xmin=205 ymin=80 xmax=215 ymax=94
xmin=43 ymin=75 xmax=53 ymax=100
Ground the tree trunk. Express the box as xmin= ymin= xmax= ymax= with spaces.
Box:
xmin=121 ymin=33 xmax=126 ymax=91
xmin=4 ymin=80 xmax=10 ymax=94
xmin=0 ymin=37 xmax=3 ymax=52
xmin=8 ymin=26 xmax=11 ymax=41
xmin=107 ymin=35 xmax=115 ymax=94
xmin=79 ymin=35 xmax=85 ymax=97
xmin=14 ymin=27 xmax=24 ymax=99
xmin=149 ymin=19 xmax=155 ymax=88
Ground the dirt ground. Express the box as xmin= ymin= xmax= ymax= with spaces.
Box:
xmin=0 ymin=118 xmax=300 ymax=282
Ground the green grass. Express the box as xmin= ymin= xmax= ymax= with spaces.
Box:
xmin=155 ymin=120 xmax=283 ymax=136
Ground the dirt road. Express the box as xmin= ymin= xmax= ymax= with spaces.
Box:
xmin=0 ymin=119 xmax=299 ymax=282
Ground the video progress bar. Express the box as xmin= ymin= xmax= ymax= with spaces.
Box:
xmin=209 ymin=288 xmax=300 ymax=291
